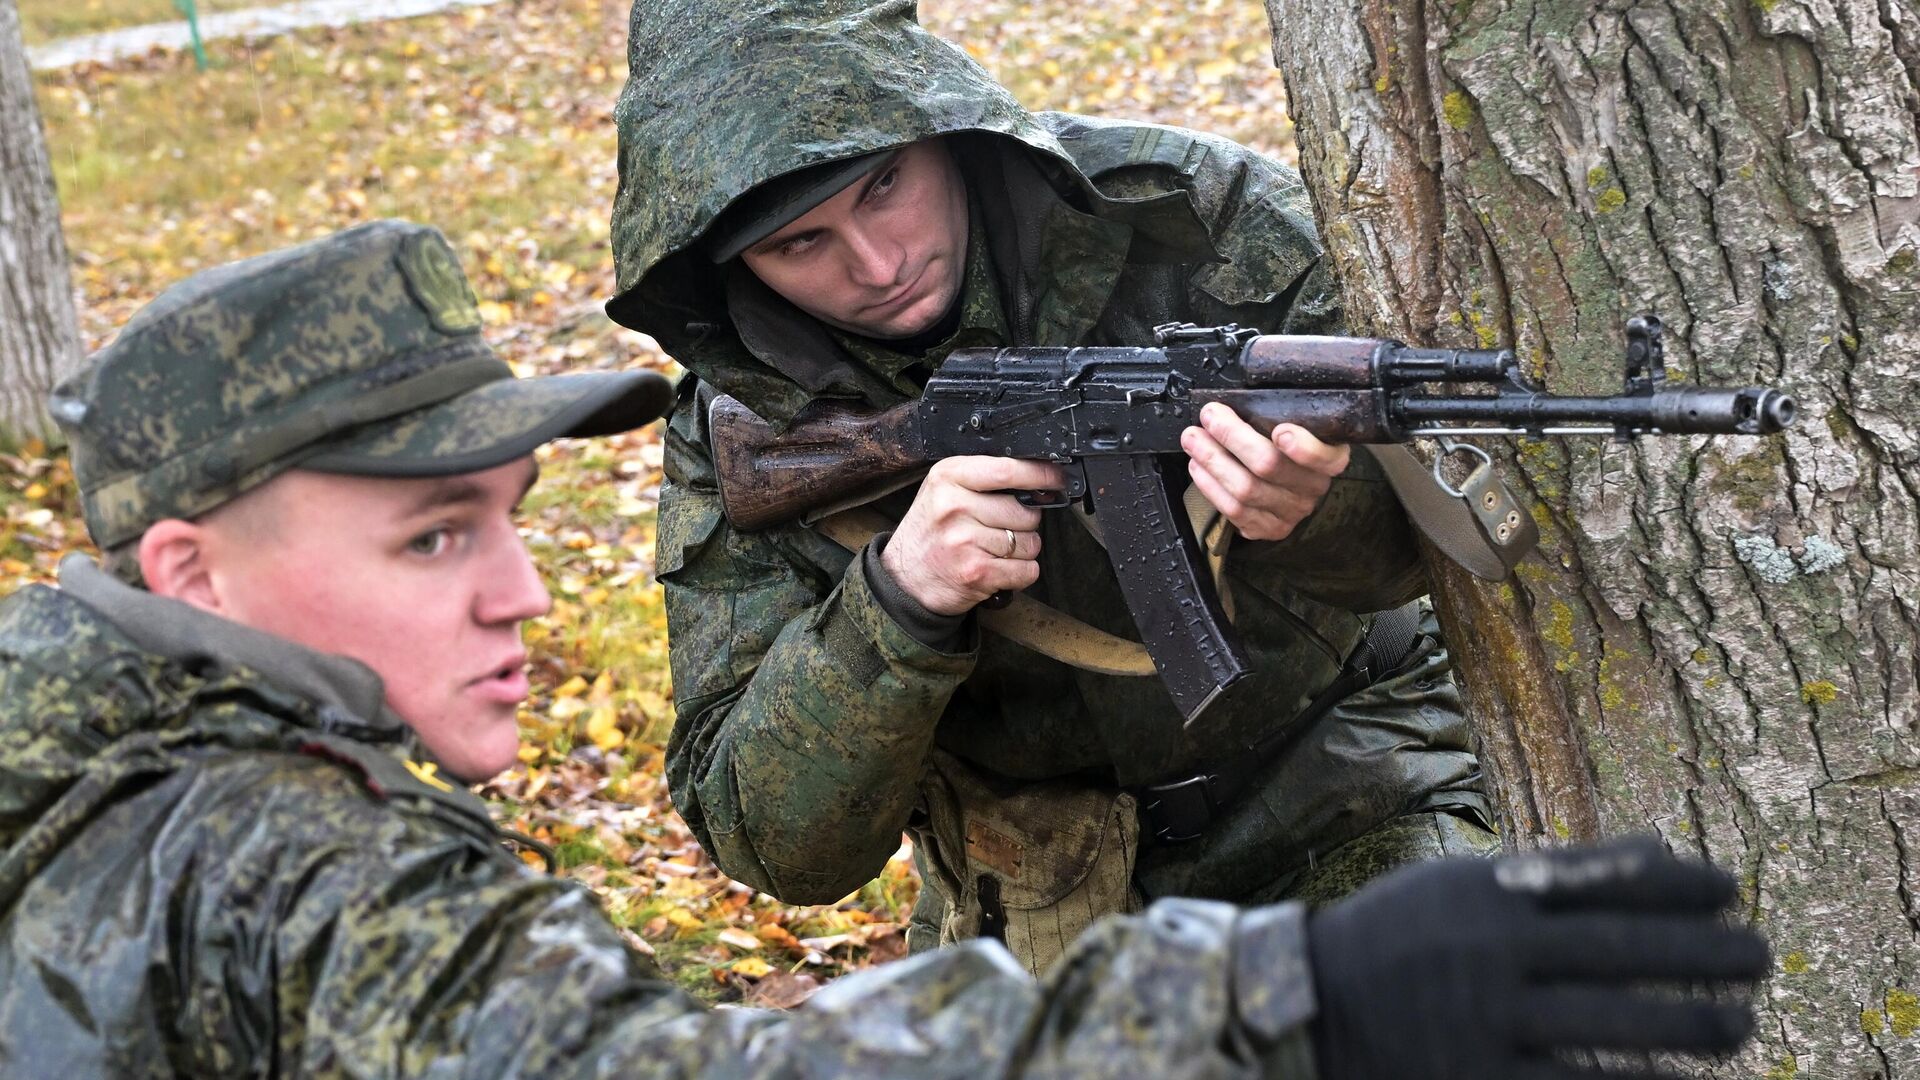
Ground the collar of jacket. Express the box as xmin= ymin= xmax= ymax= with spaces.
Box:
xmin=59 ymin=554 xmax=400 ymax=739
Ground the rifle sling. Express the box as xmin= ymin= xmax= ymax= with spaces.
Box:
xmin=809 ymin=445 xmax=1531 ymax=677
xmin=1364 ymin=445 xmax=1537 ymax=580
xmin=810 ymin=508 xmax=1159 ymax=678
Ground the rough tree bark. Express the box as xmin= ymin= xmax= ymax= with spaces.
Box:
xmin=0 ymin=0 xmax=81 ymax=445
xmin=1264 ymin=0 xmax=1920 ymax=1074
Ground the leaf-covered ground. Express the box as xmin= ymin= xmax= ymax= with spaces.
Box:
xmin=14 ymin=0 xmax=1293 ymax=1003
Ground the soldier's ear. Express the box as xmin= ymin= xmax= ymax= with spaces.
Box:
xmin=139 ymin=520 xmax=221 ymax=613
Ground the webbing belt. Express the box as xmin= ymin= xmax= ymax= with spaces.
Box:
xmin=814 ymin=481 xmax=1447 ymax=845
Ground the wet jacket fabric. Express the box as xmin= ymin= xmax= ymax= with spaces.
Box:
xmin=0 ymin=556 xmax=1326 ymax=1078
xmin=608 ymin=0 xmax=1492 ymax=923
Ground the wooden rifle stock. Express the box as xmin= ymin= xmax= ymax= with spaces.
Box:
xmin=709 ymin=395 xmax=931 ymax=530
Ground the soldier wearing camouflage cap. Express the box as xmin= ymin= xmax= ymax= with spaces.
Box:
xmin=0 ymin=223 xmax=1769 ymax=1074
xmin=0 ymin=217 xmax=1317 ymax=1075
xmin=59 ymin=218 xmax=667 ymax=566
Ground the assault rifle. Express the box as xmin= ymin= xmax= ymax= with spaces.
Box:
xmin=709 ymin=316 xmax=1796 ymax=723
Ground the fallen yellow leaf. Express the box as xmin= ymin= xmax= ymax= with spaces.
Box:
xmin=587 ymin=704 xmax=624 ymax=751
xmin=730 ymin=957 xmax=774 ymax=978
xmin=1196 ymin=58 xmax=1238 ymax=83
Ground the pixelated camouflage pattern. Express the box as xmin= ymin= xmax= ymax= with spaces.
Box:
xmin=0 ymin=566 xmax=1325 ymax=1077
xmin=305 ymin=369 xmax=667 ymax=475
xmin=1278 ymin=809 xmax=1503 ymax=908
xmin=629 ymin=0 xmax=1491 ymax=941
xmin=50 ymin=220 xmax=509 ymax=548
xmin=608 ymin=0 xmax=1051 ymax=324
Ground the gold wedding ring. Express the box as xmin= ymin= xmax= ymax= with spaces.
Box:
xmin=1001 ymin=528 xmax=1018 ymax=559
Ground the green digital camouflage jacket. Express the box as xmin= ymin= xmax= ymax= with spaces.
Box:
xmin=608 ymin=0 xmax=1492 ymax=922
xmin=0 ymin=556 xmax=1329 ymax=1078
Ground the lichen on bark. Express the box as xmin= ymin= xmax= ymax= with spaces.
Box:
xmin=1266 ymin=0 xmax=1920 ymax=1072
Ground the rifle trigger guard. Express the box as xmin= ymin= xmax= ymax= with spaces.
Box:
xmin=1016 ymin=489 xmax=1073 ymax=510
xmin=1432 ymin=438 xmax=1494 ymax=500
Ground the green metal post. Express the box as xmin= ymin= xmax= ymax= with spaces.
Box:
xmin=172 ymin=0 xmax=208 ymax=71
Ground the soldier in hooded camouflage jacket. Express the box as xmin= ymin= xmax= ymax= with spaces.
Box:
xmin=607 ymin=0 xmax=1496 ymax=966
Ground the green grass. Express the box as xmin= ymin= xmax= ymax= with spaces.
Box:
xmin=34 ymin=0 xmax=630 ymax=336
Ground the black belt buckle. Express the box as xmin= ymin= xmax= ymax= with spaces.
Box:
xmin=1139 ymin=773 xmax=1218 ymax=844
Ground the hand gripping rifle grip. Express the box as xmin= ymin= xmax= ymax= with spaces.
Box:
xmin=1081 ymin=454 xmax=1253 ymax=724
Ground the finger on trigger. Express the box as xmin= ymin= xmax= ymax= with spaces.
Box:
xmin=976 ymin=495 xmax=1043 ymax=532
xmin=990 ymin=456 xmax=1068 ymax=493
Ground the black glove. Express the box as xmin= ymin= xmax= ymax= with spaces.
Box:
xmin=1307 ymin=835 xmax=1770 ymax=1080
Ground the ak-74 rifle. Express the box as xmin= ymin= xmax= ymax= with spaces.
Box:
xmin=708 ymin=316 xmax=1796 ymax=725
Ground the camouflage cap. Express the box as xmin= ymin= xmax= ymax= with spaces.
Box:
xmin=51 ymin=220 xmax=674 ymax=550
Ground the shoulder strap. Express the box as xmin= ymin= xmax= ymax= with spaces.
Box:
xmin=1364 ymin=445 xmax=1537 ymax=580
xmin=808 ymin=445 xmax=1535 ymax=674
xmin=811 ymin=508 xmax=1158 ymax=677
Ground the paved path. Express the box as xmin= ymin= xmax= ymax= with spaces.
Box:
xmin=28 ymin=0 xmax=504 ymax=71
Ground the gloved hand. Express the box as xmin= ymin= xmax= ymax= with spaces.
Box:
xmin=1307 ymin=835 xmax=1770 ymax=1080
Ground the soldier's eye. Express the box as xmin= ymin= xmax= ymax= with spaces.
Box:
xmin=868 ymin=167 xmax=899 ymax=200
xmin=407 ymin=528 xmax=452 ymax=557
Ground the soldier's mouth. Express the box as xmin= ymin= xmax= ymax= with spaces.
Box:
xmin=469 ymin=655 xmax=531 ymax=703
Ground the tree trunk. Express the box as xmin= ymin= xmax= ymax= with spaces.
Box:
xmin=1265 ymin=0 xmax=1920 ymax=1074
xmin=0 ymin=0 xmax=81 ymax=445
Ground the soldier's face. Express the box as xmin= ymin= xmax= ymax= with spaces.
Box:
xmin=193 ymin=458 xmax=551 ymax=781
xmin=740 ymin=139 xmax=970 ymax=340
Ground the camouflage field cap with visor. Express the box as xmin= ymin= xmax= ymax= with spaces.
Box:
xmin=51 ymin=219 xmax=675 ymax=551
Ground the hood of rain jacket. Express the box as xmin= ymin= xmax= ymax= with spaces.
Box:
xmin=607 ymin=0 xmax=1243 ymax=424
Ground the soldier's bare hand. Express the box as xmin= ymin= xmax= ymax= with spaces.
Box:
xmin=1181 ymin=403 xmax=1348 ymax=542
xmin=881 ymin=457 xmax=1065 ymax=616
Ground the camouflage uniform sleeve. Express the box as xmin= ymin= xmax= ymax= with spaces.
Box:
xmin=1099 ymin=136 xmax=1425 ymax=612
xmin=656 ymin=394 xmax=976 ymax=903
xmin=714 ymin=899 xmax=1324 ymax=1080
xmin=227 ymin=758 xmax=1319 ymax=1077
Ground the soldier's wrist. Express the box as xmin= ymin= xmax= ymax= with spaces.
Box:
xmin=864 ymin=534 xmax=969 ymax=651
